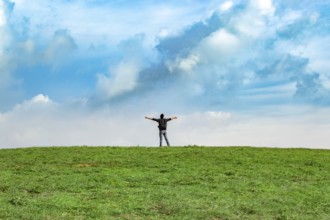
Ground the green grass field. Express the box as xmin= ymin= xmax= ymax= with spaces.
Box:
xmin=0 ymin=146 xmax=329 ymax=219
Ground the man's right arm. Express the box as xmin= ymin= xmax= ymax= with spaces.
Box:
xmin=145 ymin=116 xmax=157 ymax=121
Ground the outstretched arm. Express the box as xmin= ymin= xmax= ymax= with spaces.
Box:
xmin=145 ymin=116 xmax=153 ymax=120
xmin=171 ymin=116 xmax=178 ymax=120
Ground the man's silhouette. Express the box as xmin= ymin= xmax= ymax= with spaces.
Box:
xmin=145 ymin=114 xmax=178 ymax=147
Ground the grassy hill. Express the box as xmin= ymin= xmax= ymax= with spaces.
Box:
xmin=0 ymin=146 xmax=329 ymax=219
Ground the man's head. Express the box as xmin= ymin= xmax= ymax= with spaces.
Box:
xmin=160 ymin=114 xmax=164 ymax=119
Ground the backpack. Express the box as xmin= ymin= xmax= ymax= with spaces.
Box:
xmin=158 ymin=119 xmax=167 ymax=130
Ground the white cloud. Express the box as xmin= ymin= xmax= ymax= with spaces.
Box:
xmin=13 ymin=94 xmax=55 ymax=112
xmin=219 ymin=1 xmax=233 ymax=12
xmin=157 ymin=28 xmax=171 ymax=39
xmin=97 ymin=60 xmax=142 ymax=99
xmin=10 ymin=0 xmax=213 ymax=47
xmin=43 ymin=30 xmax=77 ymax=62
xmin=0 ymin=97 xmax=155 ymax=148
xmin=0 ymin=0 xmax=11 ymax=27
xmin=250 ymin=0 xmax=275 ymax=16
xmin=227 ymin=0 xmax=275 ymax=39
xmin=179 ymin=111 xmax=232 ymax=129
xmin=30 ymin=94 xmax=51 ymax=104
xmin=167 ymin=53 xmax=200 ymax=73
xmin=198 ymin=29 xmax=241 ymax=63
xmin=168 ymin=28 xmax=243 ymax=73
xmin=171 ymin=107 xmax=330 ymax=149
xmin=1 ymin=97 xmax=330 ymax=149
xmin=292 ymin=36 xmax=330 ymax=76
xmin=239 ymin=82 xmax=296 ymax=101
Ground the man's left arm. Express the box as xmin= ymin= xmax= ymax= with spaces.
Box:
xmin=167 ymin=117 xmax=178 ymax=121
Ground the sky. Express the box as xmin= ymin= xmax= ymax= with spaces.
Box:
xmin=0 ymin=0 xmax=330 ymax=148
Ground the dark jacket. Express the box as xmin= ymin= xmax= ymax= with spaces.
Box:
xmin=152 ymin=118 xmax=172 ymax=130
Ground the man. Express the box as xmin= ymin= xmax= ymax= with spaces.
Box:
xmin=145 ymin=114 xmax=178 ymax=147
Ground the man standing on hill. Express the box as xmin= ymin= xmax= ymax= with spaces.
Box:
xmin=145 ymin=114 xmax=178 ymax=147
